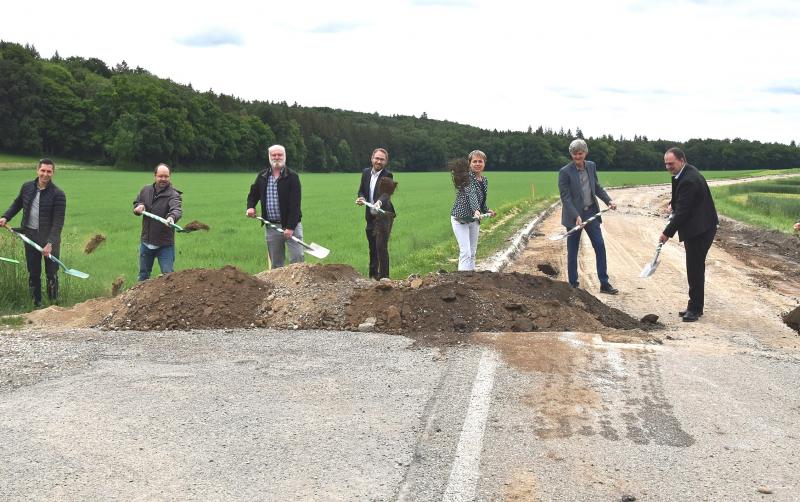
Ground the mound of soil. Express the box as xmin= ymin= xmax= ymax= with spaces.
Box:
xmin=256 ymin=263 xmax=370 ymax=329
xmin=345 ymin=271 xmax=648 ymax=334
xmin=101 ymin=266 xmax=271 ymax=330
xmin=33 ymin=263 xmax=653 ymax=340
xmin=716 ymin=218 xmax=800 ymax=286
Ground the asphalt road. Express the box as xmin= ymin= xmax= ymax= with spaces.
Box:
xmin=1 ymin=326 xmax=798 ymax=501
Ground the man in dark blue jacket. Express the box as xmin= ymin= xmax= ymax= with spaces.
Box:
xmin=0 ymin=159 xmax=66 ymax=307
xmin=558 ymin=139 xmax=618 ymax=294
xmin=246 ymin=145 xmax=304 ymax=268
xmin=659 ymin=147 xmax=719 ymax=322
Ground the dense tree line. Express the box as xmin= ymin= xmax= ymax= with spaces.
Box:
xmin=2 ymin=41 xmax=798 ymax=172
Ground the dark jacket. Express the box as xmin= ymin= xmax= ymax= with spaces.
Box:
xmin=358 ymin=168 xmax=396 ymax=222
xmin=247 ymin=167 xmax=302 ymax=230
xmin=3 ymin=179 xmax=66 ymax=246
xmin=558 ymin=160 xmax=611 ymax=228
xmin=134 ymin=183 xmax=182 ymax=246
xmin=663 ymin=164 xmax=718 ymax=241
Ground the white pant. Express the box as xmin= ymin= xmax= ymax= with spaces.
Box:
xmin=451 ymin=216 xmax=480 ymax=271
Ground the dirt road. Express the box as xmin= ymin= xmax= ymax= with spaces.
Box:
xmin=507 ymin=182 xmax=799 ymax=347
xmin=1 ymin=181 xmax=799 ymax=500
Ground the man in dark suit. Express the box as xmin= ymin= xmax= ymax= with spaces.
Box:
xmin=659 ymin=147 xmax=719 ymax=322
xmin=355 ymin=148 xmax=395 ymax=279
xmin=558 ymin=139 xmax=618 ymax=294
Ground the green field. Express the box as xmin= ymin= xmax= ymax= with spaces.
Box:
xmin=0 ymin=162 xmax=796 ymax=314
xmin=712 ymin=176 xmax=800 ymax=232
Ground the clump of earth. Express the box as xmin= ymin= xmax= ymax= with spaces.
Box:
xmin=783 ymin=305 xmax=800 ymax=334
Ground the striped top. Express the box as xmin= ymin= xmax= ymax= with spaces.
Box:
xmin=451 ymin=172 xmax=488 ymax=223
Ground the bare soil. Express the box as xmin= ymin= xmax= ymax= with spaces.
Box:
xmin=23 ymin=177 xmax=799 ymax=342
xmin=101 ymin=265 xmax=271 ymax=330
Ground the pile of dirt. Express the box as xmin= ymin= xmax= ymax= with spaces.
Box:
xmin=255 ymin=263 xmax=370 ymax=329
xmin=783 ymin=306 xmax=800 ymax=334
xmin=344 ymin=271 xmax=649 ymax=334
xmin=715 ymin=218 xmax=800 ymax=288
xmin=31 ymin=263 xmax=654 ymax=339
xmin=101 ymin=266 xmax=271 ymax=330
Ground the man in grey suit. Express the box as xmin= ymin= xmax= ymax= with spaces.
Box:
xmin=558 ymin=139 xmax=618 ymax=294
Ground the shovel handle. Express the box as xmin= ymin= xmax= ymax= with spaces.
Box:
xmin=141 ymin=210 xmax=184 ymax=232
xmin=362 ymin=201 xmax=386 ymax=214
xmin=255 ymin=217 xmax=314 ymax=250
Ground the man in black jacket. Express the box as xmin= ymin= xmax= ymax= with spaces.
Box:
xmin=0 ymin=159 xmax=66 ymax=307
xmin=133 ymin=163 xmax=182 ymax=281
xmin=659 ymin=147 xmax=719 ymax=322
xmin=246 ymin=144 xmax=304 ymax=268
xmin=355 ymin=148 xmax=396 ymax=279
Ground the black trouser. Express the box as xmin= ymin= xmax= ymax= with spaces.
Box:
xmin=23 ymin=228 xmax=60 ymax=305
xmin=683 ymin=225 xmax=716 ymax=313
xmin=366 ymin=213 xmax=394 ymax=279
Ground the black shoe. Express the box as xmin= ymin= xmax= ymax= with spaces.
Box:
xmin=569 ymin=283 xmax=579 ymax=289
xmin=682 ymin=311 xmax=700 ymax=322
xmin=679 ymin=310 xmax=703 ymax=317
xmin=599 ymin=284 xmax=619 ymax=295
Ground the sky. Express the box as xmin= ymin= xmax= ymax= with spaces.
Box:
xmin=3 ymin=0 xmax=799 ymax=144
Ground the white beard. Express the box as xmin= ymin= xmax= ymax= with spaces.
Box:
xmin=270 ymin=160 xmax=285 ymax=169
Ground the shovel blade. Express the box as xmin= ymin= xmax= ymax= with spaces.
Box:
xmin=548 ymin=233 xmax=567 ymax=241
xmin=304 ymin=243 xmax=330 ymax=259
xmin=64 ymin=268 xmax=90 ymax=279
xmin=639 ymin=260 xmax=660 ymax=278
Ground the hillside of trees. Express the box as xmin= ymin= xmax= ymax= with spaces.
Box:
xmin=1 ymin=41 xmax=798 ymax=172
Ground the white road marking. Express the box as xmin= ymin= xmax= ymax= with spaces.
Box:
xmin=442 ymin=349 xmax=499 ymax=502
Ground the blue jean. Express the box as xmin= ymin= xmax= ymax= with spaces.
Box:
xmin=566 ymin=207 xmax=609 ymax=287
xmin=138 ymin=243 xmax=175 ymax=281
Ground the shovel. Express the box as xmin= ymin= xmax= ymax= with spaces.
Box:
xmin=255 ymin=217 xmax=330 ymax=259
xmin=141 ymin=210 xmax=192 ymax=233
xmin=6 ymin=228 xmax=90 ymax=279
xmin=0 ymin=256 xmax=20 ymax=264
xmin=640 ymin=242 xmax=664 ymax=278
xmin=548 ymin=208 xmax=609 ymax=241
xmin=457 ymin=212 xmax=494 ymax=223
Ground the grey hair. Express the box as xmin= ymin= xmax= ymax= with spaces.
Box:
xmin=568 ymin=139 xmax=588 ymax=154
xmin=268 ymin=144 xmax=286 ymax=155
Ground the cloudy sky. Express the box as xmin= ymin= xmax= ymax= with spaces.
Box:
xmin=3 ymin=0 xmax=799 ymax=144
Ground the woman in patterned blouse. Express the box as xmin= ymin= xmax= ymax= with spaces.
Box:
xmin=450 ymin=150 xmax=495 ymax=271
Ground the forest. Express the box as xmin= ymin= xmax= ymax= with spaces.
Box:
xmin=2 ymin=41 xmax=799 ymax=172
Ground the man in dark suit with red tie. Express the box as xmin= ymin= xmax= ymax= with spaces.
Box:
xmin=659 ymin=147 xmax=719 ymax=322
xmin=355 ymin=148 xmax=395 ymax=279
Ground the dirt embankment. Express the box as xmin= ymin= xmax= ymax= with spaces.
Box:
xmin=27 ymin=264 xmax=655 ymax=339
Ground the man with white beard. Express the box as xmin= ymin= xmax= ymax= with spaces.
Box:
xmin=246 ymin=144 xmax=304 ymax=268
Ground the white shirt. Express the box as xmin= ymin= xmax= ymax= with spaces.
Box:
xmin=368 ymin=169 xmax=382 ymax=203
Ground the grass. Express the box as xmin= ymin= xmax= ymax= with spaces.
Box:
xmin=0 ymin=164 xmax=794 ymax=314
xmin=0 ymin=153 xmax=100 ymax=170
xmin=712 ymin=175 xmax=800 ymax=232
